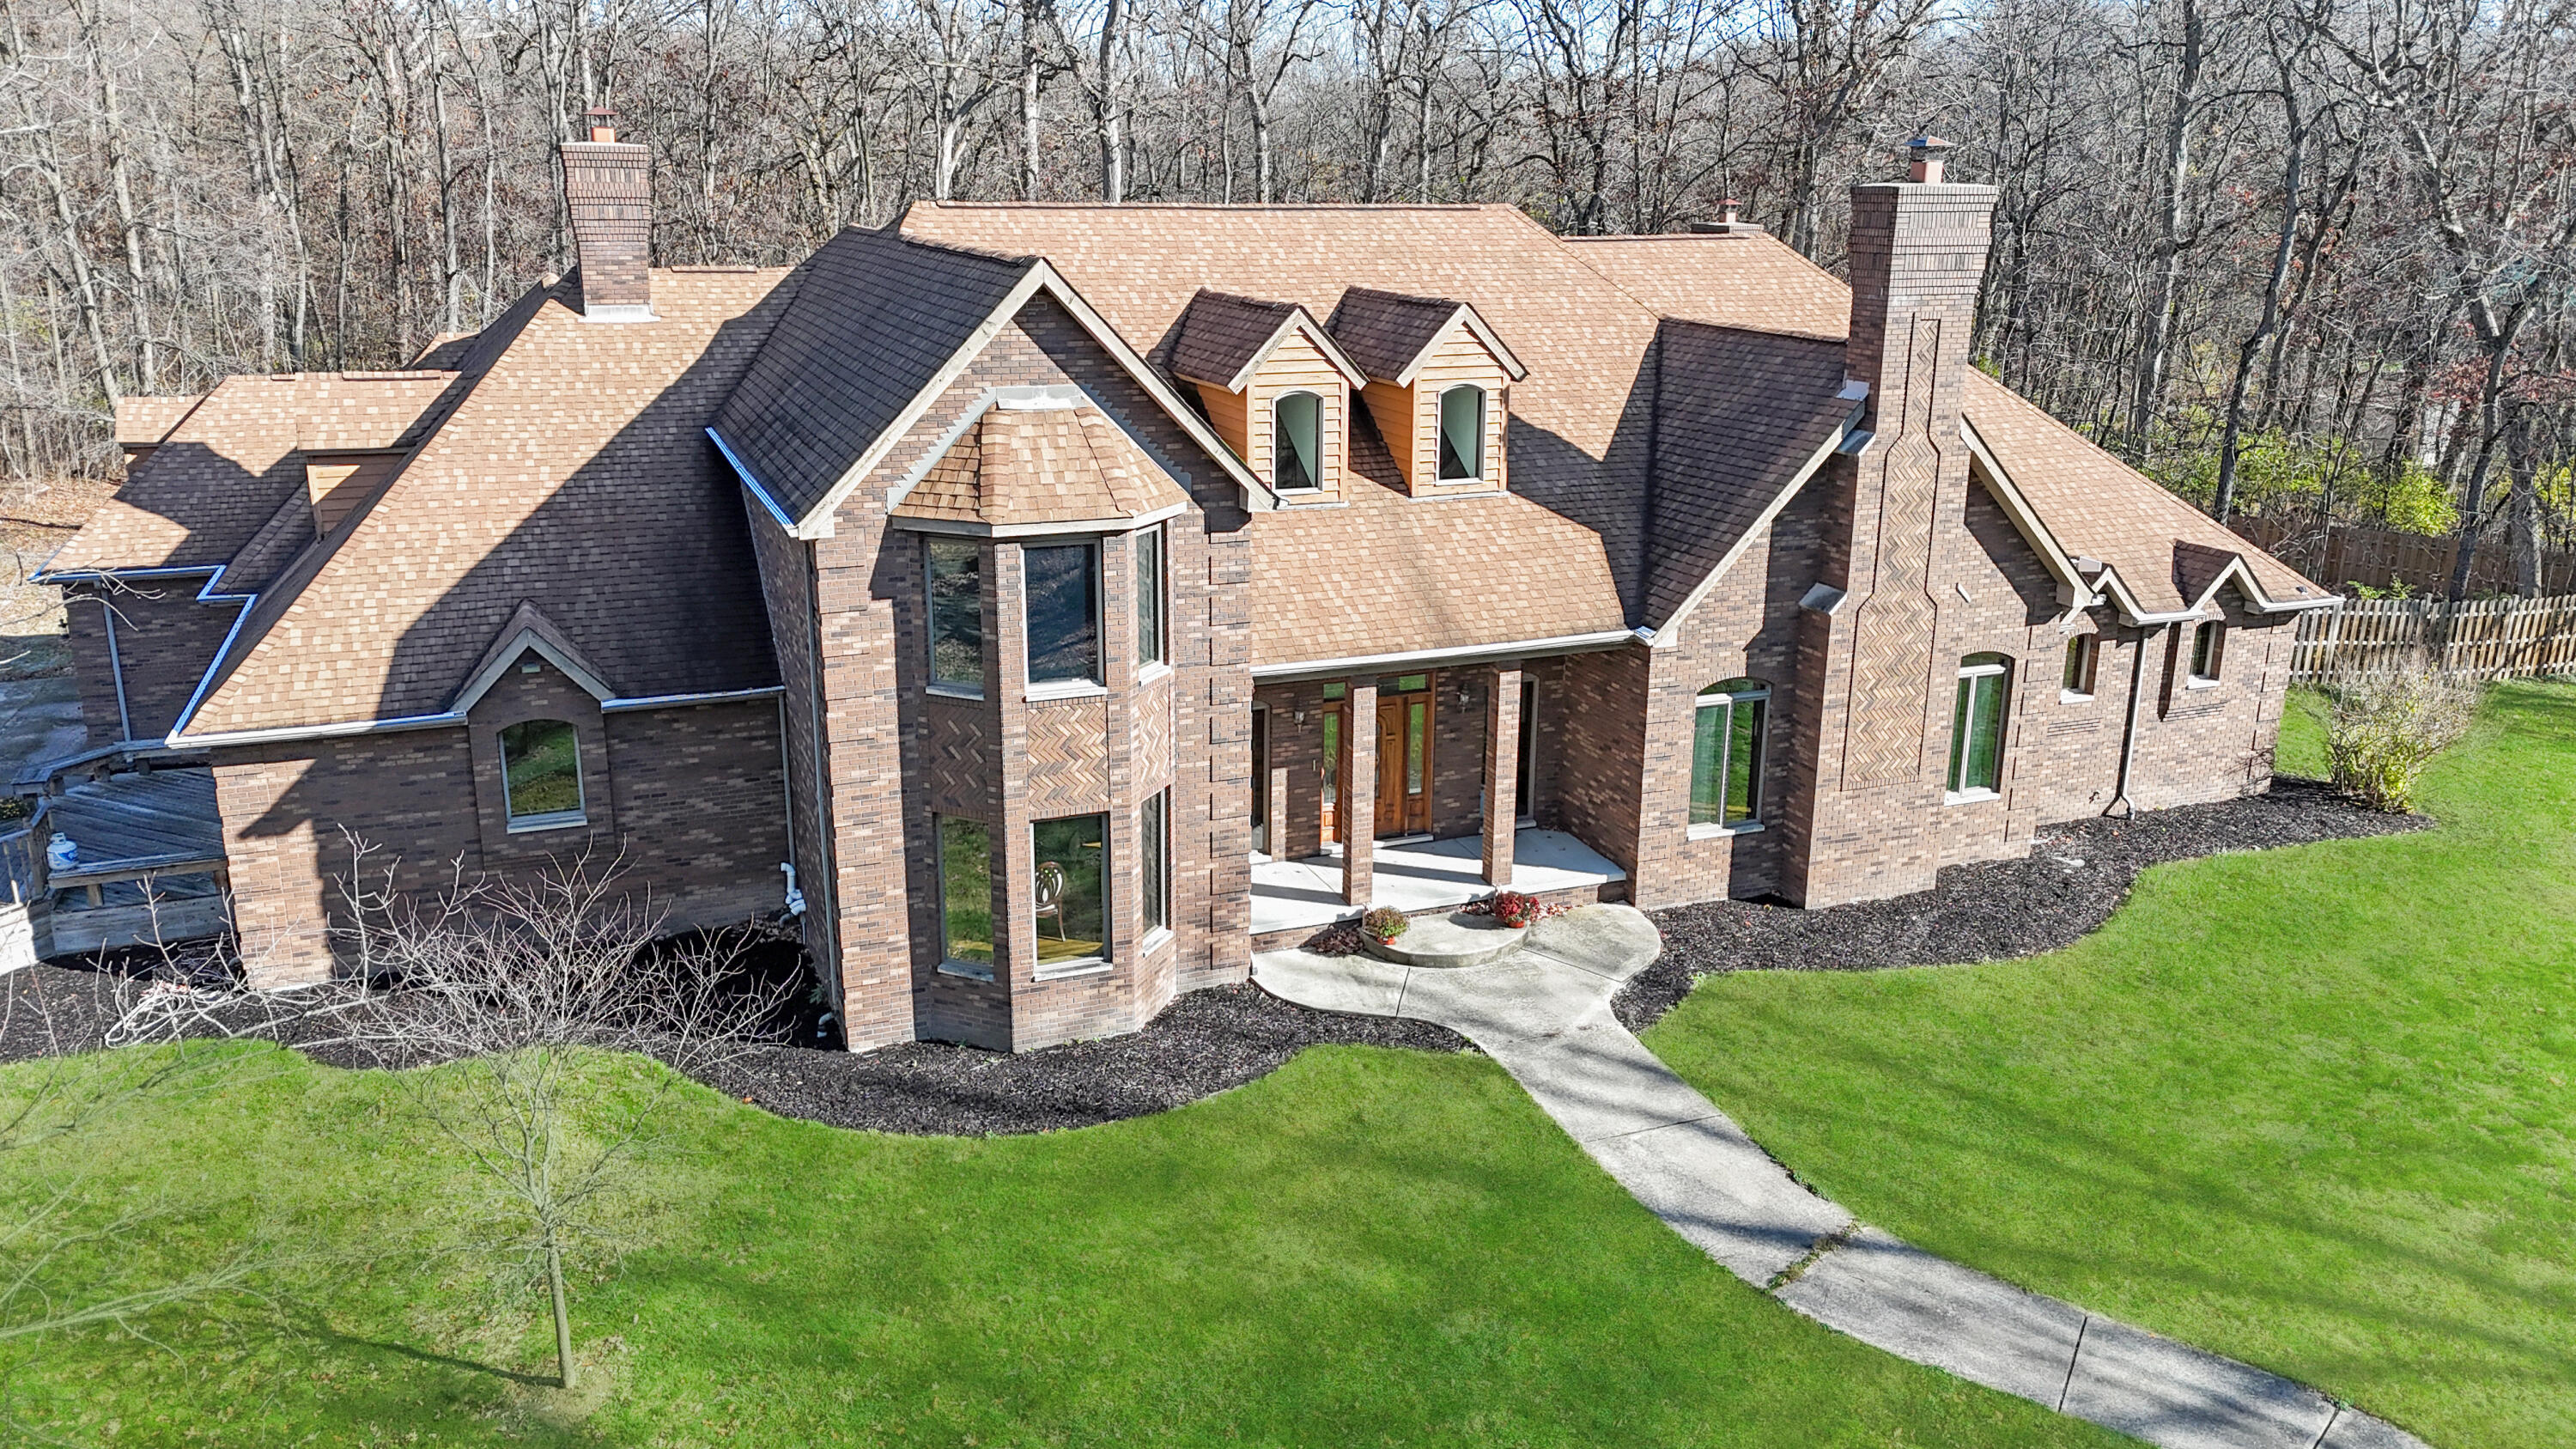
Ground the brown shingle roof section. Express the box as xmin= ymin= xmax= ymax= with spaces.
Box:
xmin=115 ymin=395 xmax=202 ymax=447
xmin=1249 ymin=405 xmax=1625 ymax=664
xmin=1327 ymin=287 xmax=1464 ymax=381
xmin=900 ymin=203 xmax=1659 ymax=618
xmin=1168 ymin=290 xmax=1297 ymax=387
xmin=1564 ymin=233 xmax=1853 ymax=338
xmin=1566 ymin=228 xmax=2323 ymax=614
xmin=182 ymin=267 xmax=799 ymax=734
xmin=891 ymin=403 xmax=1188 ymax=529
xmin=714 ymin=227 xmax=1036 ymax=523
xmin=55 ymin=371 xmax=459 ymax=574
xmin=1643 ymin=324 xmax=1857 ymax=627
xmin=1962 ymin=372 xmax=2324 ymax=612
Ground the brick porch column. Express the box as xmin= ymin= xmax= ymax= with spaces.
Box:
xmin=1341 ymin=679 xmax=1377 ymax=906
xmin=1482 ymin=663 xmax=1522 ymax=886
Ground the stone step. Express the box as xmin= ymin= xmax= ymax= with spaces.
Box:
xmin=1361 ymin=910 xmax=1526 ymax=968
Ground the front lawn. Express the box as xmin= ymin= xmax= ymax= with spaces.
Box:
xmin=5 ymin=1035 xmax=2113 ymax=1445
xmin=1647 ymin=679 xmax=2576 ymax=1448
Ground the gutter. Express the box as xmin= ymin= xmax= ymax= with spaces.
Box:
xmin=1249 ymin=629 xmax=1637 ymax=683
xmin=2107 ymin=622 xmax=2165 ymax=818
xmin=167 ymin=685 xmax=786 ymax=750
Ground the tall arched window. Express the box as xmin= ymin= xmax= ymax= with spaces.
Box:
xmin=1273 ymin=390 xmax=1322 ymax=490
xmin=1947 ymin=654 xmax=2012 ymax=798
xmin=1437 ymin=385 xmax=1486 ymax=480
xmin=1690 ymin=679 xmax=1767 ymax=831
xmin=500 ymin=718 xmax=586 ymax=830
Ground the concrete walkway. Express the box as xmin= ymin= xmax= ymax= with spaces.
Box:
xmin=1252 ymin=905 xmax=2429 ymax=1449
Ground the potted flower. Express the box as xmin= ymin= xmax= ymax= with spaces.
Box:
xmin=1360 ymin=906 xmax=1409 ymax=944
xmin=1489 ymin=891 xmax=1541 ymax=928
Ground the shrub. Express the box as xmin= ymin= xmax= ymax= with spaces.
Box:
xmin=1360 ymin=906 xmax=1409 ymax=943
xmin=1489 ymin=891 xmax=1541 ymax=928
xmin=2325 ymin=667 xmax=2477 ymax=812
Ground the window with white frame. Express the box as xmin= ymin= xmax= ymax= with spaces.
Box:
xmin=1689 ymin=679 xmax=1767 ymax=831
xmin=1273 ymin=391 xmax=1322 ymax=491
xmin=1024 ymin=542 xmax=1101 ymax=688
xmin=2189 ymin=620 xmax=2226 ymax=685
xmin=1437 ymin=385 xmax=1486 ymax=481
xmin=500 ymin=718 xmax=586 ymax=831
xmin=1139 ymin=788 xmax=1170 ymax=941
xmin=2061 ymin=634 xmax=2097 ymax=699
xmin=1947 ymin=654 xmax=2011 ymax=798
xmin=1135 ymin=525 xmax=1166 ymax=671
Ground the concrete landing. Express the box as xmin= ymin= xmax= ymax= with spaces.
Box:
xmin=1362 ymin=911 xmax=1524 ymax=968
xmin=1250 ymin=907 xmax=2435 ymax=1449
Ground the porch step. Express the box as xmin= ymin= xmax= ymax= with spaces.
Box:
xmin=1362 ymin=911 xmax=1527 ymax=969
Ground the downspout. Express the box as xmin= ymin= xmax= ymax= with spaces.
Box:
xmin=2108 ymin=623 xmax=2161 ymax=818
xmin=802 ymin=538 xmax=843 ymax=1034
xmin=775 ymin=691 xmax=802 ymax=916
xmin=98 ymin=594 xmax=132 ymax=743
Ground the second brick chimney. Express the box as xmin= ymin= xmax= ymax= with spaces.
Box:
xmin=559 ymin=107 xmax=653 ymax=322
xmin=1780 ymin=133 xmax=2000 ymax=909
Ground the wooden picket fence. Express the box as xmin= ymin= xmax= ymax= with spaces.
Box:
xmin=2233 ymin=516 xmax=2576 ymax=597
xmin=2291 ymin=593 xmax=2576 ymax=681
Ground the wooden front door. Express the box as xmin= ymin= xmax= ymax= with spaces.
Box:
xmin=1375 ymin=690 xmax=1432 ymax=836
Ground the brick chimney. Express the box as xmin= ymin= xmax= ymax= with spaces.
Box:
xmin=1779 ymin=134 xmax=1999 ymax=909
xmin=559 ymin=107 xmax=653 ymax=322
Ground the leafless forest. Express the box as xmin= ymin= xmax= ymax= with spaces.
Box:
xmin=5 ymin=0 xmax=2574 ymax=588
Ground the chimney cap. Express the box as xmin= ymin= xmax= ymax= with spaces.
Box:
xmin=1902 ymin=131 xmax=1952 ymax=184
xmin=583 ymin=105 xmax=620 ymax=144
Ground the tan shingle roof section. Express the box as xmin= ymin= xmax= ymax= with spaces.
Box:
xmin=182 ymin=268 xmax=798 ymax=734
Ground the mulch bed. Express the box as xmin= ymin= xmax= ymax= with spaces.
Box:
xmin=690 ymin=983 xmax=1464 ymax=1135
xmin=1613 ymin=777 xmax=2427 ymax=1032
xmin=0 ymin=778 xmax=2417 ymax=1139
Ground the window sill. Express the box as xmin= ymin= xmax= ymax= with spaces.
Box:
xmin=506 ymin=812 xmax=589 ymax=835
xmin=2184 ymin=678 xmax=2221 ymax=691
xmin=1026 ymin=680 xmax=1109 ymax=703
xmin=935 ymin=960 xmax=995 ymax=983
xmin=1139 ymin=926 xmax=1174 ymax=954
xmin=1943 ymin=788 xmax=2001 ymax=807
xmin=1687 ymin=819 xmax=1765 ymax=841
xmin=1137 ymin=661 xmax=1172 ymax=685
xmin=1032 ymin=958 xmax=1112 ymax=982
xmin=2060 ymin=690 xmax=2094 ymax=704
xmin=926 ymin=684 xmax=985 ymax=702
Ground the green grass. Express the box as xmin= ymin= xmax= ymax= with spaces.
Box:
xmin=5 ymin=1042 xmax=2117 ymax=1446
xmin=1647 ymin=680 xmax=2576 ymax=1448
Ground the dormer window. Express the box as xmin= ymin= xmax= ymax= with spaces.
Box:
xmin=1274 ymin=391 xmax=1323 ymax=491
xmin=1437 ymin=386 xmax=1486 ymax=481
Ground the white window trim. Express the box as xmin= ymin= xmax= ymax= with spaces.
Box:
xmin=1944 ymin=787 xmax=2002 ymax=807
xmin=506 ymin=808 xmax=589 ymax=835
xmin=1689 ymin=681 xmax=1770 ymax=833
xmin=1436 ymin=383 xmax=1488 ymax=483
xmin=1947 ymin=658 xmax=2012 ymax=798
xmin=1137 ymin=661 xmax=1173 ymax=685
xmin=1136 ymin=523 xmax=1169 ymax=672
xmin=1023 ymin=539 xmax=1104 ymax=692
xmin=934 ymin=815 xmax=999 ymax=981
xmin=936 ymin=960 xmax=996 ymax=983
xmin=1026 ymin=679 xmax=1110 ymax=703
xmin=2188 ymin=622 xmax=2227 ymax=686
xmin=1032 ymin=959 xmax=1114 ymax=981
xmin=926 ymin=682 xmax=985 ymax=702
xmin=1139 ymin=925 xmax=1175 ymax=954
xmin=1272 ymin=388 xmax=1327 ymax=493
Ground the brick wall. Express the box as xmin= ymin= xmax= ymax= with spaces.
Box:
xmin=210 ymin=669 xmax=786 ymax=988
xmin=62 ymin=581 xmax=238 ymax=743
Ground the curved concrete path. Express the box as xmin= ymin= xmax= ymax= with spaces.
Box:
xmin=1253 ymin=904 xmax=2428 ymax=1449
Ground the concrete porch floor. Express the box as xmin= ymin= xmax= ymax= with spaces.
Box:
xmin=1249 ymin=827 xmax=1625 ymax=937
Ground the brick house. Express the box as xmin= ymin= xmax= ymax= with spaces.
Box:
xmin=40 ymin=125 xmax=2334 ymax=1050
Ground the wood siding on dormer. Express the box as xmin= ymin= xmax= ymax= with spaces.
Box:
xmin=1358 ymin=325 xmax=1510 ymax=496
xmin=305 ymin=452 xmax=404 ymax=534
xmin=1199 ymin=330 xmax=1348 ymax=502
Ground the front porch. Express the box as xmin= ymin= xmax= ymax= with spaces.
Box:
xmin=1249 ymin=826 xmax=1625 ymax=941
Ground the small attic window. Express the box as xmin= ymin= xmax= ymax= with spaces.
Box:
xmin=1274 ymin=391 xmax=1322 ymax=491
xmin=1437 ymin=386 xmax=1485 ymax=481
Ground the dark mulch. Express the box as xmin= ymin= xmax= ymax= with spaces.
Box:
xmin=1615 ymin=777 xmax=2427 ymax=1033
xmin=692 ymin=983 xmax=1464 ymax=1135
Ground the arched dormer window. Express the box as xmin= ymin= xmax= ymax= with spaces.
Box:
xmin=1690 ymin=679 xmax=1767 ymax=831
xmin=500 ymin=718 xmax=586 ymax=831
xmin=1947 ymin=654 xmax=2012 ymax=799
xmin=1437 ymin=385 xmax=1486 ymax=481
xmin=1273 ymin=390 xmax=1322 ymax=491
